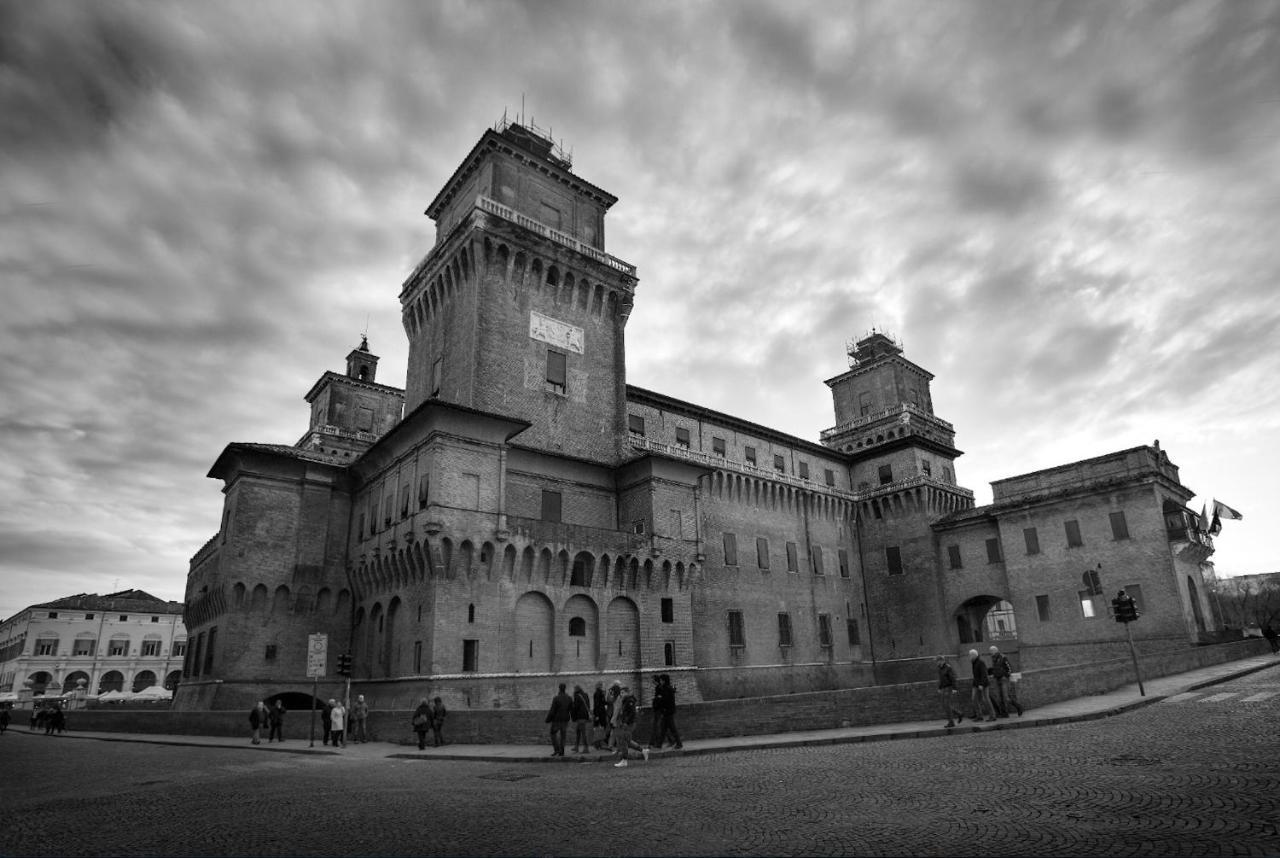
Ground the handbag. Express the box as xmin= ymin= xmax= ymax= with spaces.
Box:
xmin=412 ymin=713 xmax=428 ymax=728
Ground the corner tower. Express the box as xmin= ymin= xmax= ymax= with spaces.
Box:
xmin=299 ymin=337 xmax=405 ymax=458
xmin=399 ymin=119 xmax=638 ymax=465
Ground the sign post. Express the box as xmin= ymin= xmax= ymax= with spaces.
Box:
xmin=306 ymin=633 xmax=328 ymax=747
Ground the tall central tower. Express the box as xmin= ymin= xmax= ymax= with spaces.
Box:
xmin=399 ymin=120 xmax=638 ymax=465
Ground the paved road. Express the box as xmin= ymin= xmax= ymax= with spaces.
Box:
xmin=3 ymin=666 xmax=1278 ymax=857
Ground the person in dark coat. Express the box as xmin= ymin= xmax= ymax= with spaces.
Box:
xmin=570 ymin=685 xmax=592 ymax=753
xmin=268 ymin=700 xmax=285 ymax=742
xmin=988 ymin=645 xmax=1023 ymax=717
xmin=652 ymin=674 xmax=683 ymax=750
xmin=936 ymin=655 xmax=964 ymax=728
xmin=591 ymin=682 xmax=610 ymax=749
xmin=1264 ymin=623 xmax=1279 ymax=654
xmin=545 ymin=683 xmax=573 ymax=757
xmin=0 ymin=707 xmax=10 ymax=734
xmin=428 ymin=697 xmax=447 ymax=747
xmin=248 ymin=701 xmax=268 ymax=744
xmin=969 ymin=649 xmax=997 ymax=722
xmin=412 ymin=698 xmax=431 ymax=750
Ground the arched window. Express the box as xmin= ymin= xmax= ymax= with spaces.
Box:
xmin=568 ymin=617 xmax=586 ymax=637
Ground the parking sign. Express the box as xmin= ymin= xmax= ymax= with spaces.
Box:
xmin=306 ymin=633 xmax=328 ymax=678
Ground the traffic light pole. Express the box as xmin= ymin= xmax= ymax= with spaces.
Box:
xmin=309 ymin=677 xmax=318 ymax=747
xmin=1123 ymin=620 xmax=1146 ymax=697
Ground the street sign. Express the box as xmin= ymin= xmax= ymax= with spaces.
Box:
xmin=306 ymin=633 xmax=328 ymax=678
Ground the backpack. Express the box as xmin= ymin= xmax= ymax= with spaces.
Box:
xmin=620 ymin=694 xmax=637 ymax=725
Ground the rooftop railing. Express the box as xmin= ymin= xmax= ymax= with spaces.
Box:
xmin=820 ymin=402 xmax=955 ymax=441
xmin=476 ymin=196 xmax=637 ymax=277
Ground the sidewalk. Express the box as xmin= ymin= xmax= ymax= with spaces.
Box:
xmin=12 ymin=654 xmax=1278 ymax=763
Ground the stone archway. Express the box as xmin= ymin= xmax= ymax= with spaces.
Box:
xmin=954 ymin=595 xmax=1016 ymax=646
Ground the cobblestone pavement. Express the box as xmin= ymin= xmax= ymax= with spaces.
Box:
xmin=3 ymin=666 xmax=1278 ymax=857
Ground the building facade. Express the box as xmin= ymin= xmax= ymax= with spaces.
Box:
xmin=178 ymin=120 xmax=1221 ymax=711
xmin=0 ymin=590 xmax=186 ymax=703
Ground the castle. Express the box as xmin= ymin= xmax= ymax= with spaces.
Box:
xmin=177 ymin=120 xmax=1219 ymax=712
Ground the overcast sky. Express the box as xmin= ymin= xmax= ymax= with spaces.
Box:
xmin=3 ymin=0 xmax=1278 ymax=620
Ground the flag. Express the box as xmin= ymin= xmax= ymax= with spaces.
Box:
xmin=1198 ymin=504 xmax=1210 ymax=533
xmin=1213 ymin=500 xmax=1243 ymax=521
xmin=1209 ymin=511 xmax=1221 ymax=537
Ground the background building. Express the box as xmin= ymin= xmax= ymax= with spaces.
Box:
xmin=0 ymin=590 xmax=186 ymax=705
xmin=178 ymin=120 xmax=1222 ymax=711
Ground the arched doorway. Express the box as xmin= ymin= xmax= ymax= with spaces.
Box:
xmin=954 ymin=595 xmax=1016 ymax=646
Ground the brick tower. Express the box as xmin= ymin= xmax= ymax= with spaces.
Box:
xmin=821 ymin=331 xmax=975 ymax=669
xmin=298 ymin=336 xmax=405 ymax=458
xmin=399 ymin=119 xmax=639 ymax=465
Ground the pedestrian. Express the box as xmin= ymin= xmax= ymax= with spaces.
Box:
xmin=428 ymin=697 xmax=447 ymax=747
xmin=653 ymin=674 xmax=683 ymax=750
xmin=268 ymin=700 xmax=285 ymax=742
xmin=351 ymin=694 xmax=369 ymax=743
xmin=611 ymin=685 xmax=648 ymax=768
xmin=570 ymin=685 xmax=592 ymax=753
xmin=647 ymin=675 xmax=664 ymax=747
xmin=0 ymin=707 xmax=9 ymax=734
xmin=988 ymin=645 xmax=1024 ymax=717
xmin=329 ymin=699 xmax=346 ymax=748
xmin=545 ymin=683 xmax=573 ymax=757
xmin=321 ymin=698 xmax=335 ymax=745
xmin=412 ymin=698 xmax=431 ymax=750
xmin=249 ymin=700 xmax=268 ymax=744
xmin=1263 ymin=623 xmax=1279 ymax=654
xmin=968 ymin=649 xmax=997 ymax=722
xmin=51 ymin=705 xmax=66 ymax=734
xmin=935 ymin=655 xmax=964 ymax=728
xmin=605 ymin=680 xmax=622 ymax=750
xmin=591 ymin=682 xmax=610 ymax=749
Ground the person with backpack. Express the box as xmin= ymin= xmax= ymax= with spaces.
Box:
xmin=611 ymin=685 xmax=649 ymax=768
xmin=570 ymin=685 xmax=592 ymax=753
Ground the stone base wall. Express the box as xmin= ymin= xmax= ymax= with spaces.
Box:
xmin=60 ymin=639 xmax=1272 ymax=744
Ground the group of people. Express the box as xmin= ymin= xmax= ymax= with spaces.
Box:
xmin=936 ymin=645 xmax=1025 ymax=728
xmin=247 ymin=694 xmax=372 ymax=746
xmin=411 ymin=697 xmax=447 ymax=749
xmin=247 ymin=699 xmax=286 ymax=744
xmin=32 ymin=704 xmax=67 ymax=734
xmin=545 ymin=674 xmax=683 ymax=768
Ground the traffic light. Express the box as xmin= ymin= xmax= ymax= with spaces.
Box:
xmin=337 ymin=653 xmax=352 ymax=676
xmin=1111 ymin=591 xmax=1139 ymax=623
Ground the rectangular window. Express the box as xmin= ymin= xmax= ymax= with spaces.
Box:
xmin=47 ymin=612 xmax=58 ymax=619
xmin=818 ymin=614 xmax=833 ymax=648
xmin=1078 ymin=591 xmax=1096 ymax=618
xmin=943 ymin=466 xmax=953 ymax=483
xmin=878 ymin=464 xmax=893 ymax=485
xmin=812 ymin=545 xmax=825 ymax=575
xmin=1036 ymin=595 xmax=1051 ymax=622
xmin=886 ymin=546 xmax=903 ymax=574
xmin=628 ymin=413 xmax=645 ymax=435
xmin=723 ymin=532 xmax=738 ymax=567
xmin=72 ymin=639 xmax=95 ymax=656
xmin=824 ymin=468 xmax=835 ymax=487
xmin=921 ymin=460 xmax=932 ymax=477
xmin=1065 ymin=519 xmax=1083 ymax=547
xmin=756 ymin=537 xmax=770 ymax=570
xmin=661 ymin=598 xmax=674 ymax=623
xmin=36 ymin=639 xmax=57 ymax=656
xmin=400 ymin=485 xmax=411 ymax=519
xmin=463 ymin=639 xmax=478 ymax=672
xmin=633 ymin=519 xmax=646 ymax=534
xmin=142 ymin=640 xmax=161 ymax=657
xmin=85 ymin=613 xmax=94 ymax=620
xmin=838 ymin=549 xmax=851 ymax=578
xmin=774 ymin=454 xmax=785 ymax=473
xmin=413 ymin=641 xmax=423 ymax=674
xmin=384 ymin=493 xmax=393 ymax=527
xmin=109 ymin=639 xmax=128 ymax=656
xmin=859 ymin=391 xmax=872 ymax=416
xmin=540 ymin=490 xmax=562 ymax=523
xmin=712 ymin=437 xmax=726 ymax=456
xmin=1024 ymin=527 xmax=1040 ymax=555
xmin=745 ymin=446 xmax=757 ymax=466
xmin=119 ymin=615 xmax=128 ymax=622
xmin=172 ymin=641 xmax=186 ymax=657
xmin=798 ymin=461 xmax=809 ymax=480
xmin=664 ymin=641 xmax=675 ymax=666
xmin=985 ymin=538 xmax=1002 ymax=564
xmin=264 ymin=644 xmax=277 ymax=661
xmin=1110 ymin=511 xmax=1130 ymax=540
xmin=777 ymin=613 xmax=793 ymax=647
xmin=728 ymin=611 xmax=745 ymax=648
xmin=418 ymin=475 xmax=429 ymax=509
xmin=675 ymin=427 xmax=691 ymax=447
xmin=947 ymin=545 xmax=963 ymax=569
xmin=786 ymin=542 xmax=798 ymax=572
xmin=546 ymin=350 xmax=567 ymax=394
xmin=847 ymin=617 xmax=860 ymax=645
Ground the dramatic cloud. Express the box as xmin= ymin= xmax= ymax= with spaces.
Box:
xmin=2 ymin=0 xmax=1278 ymax=618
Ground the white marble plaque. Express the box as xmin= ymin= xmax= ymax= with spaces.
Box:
xmin=529 ymin=311 xmax=584 ymax=354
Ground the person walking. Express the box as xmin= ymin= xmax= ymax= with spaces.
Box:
xmin=321 ymin=698 xmax=335 ymax=746
xmin=248 ymin=701 xmax=268 ymax=745
xmin=329 ymin=699 xmax=347 ymax=748
xmin=0 ymin=707 xmax=9 ymax=734
xmin=652 ymin=674 xmax=683 ymax=749
xmin=412 ymin=698 xmax=432 ymax=750
xmin=611 ymin=685 xmax=648 ymax=768
xmin=1263 ymin=623 xmax=1279 ymax=654
xmin=268 ymin=700 xmax=286 ymax=742
xmin=935 ymin=655 xmax=964 ymax=728
xmin=988 ymin=645 xmax=1024 ymax=717
xmin=969 ymin=649 xmax=997 ymax=722
xmin=591 ymin=682 xmax=610 ymax=750
xmin=428 ymin=697 xmax=447 ymax=747
xmin=570 ymin=685 xmax=592 ymax=753
xmin=350 ymin=694 xmax=369 ymax=743
xmin=545 ymin=683 xmax=573 ymax=757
